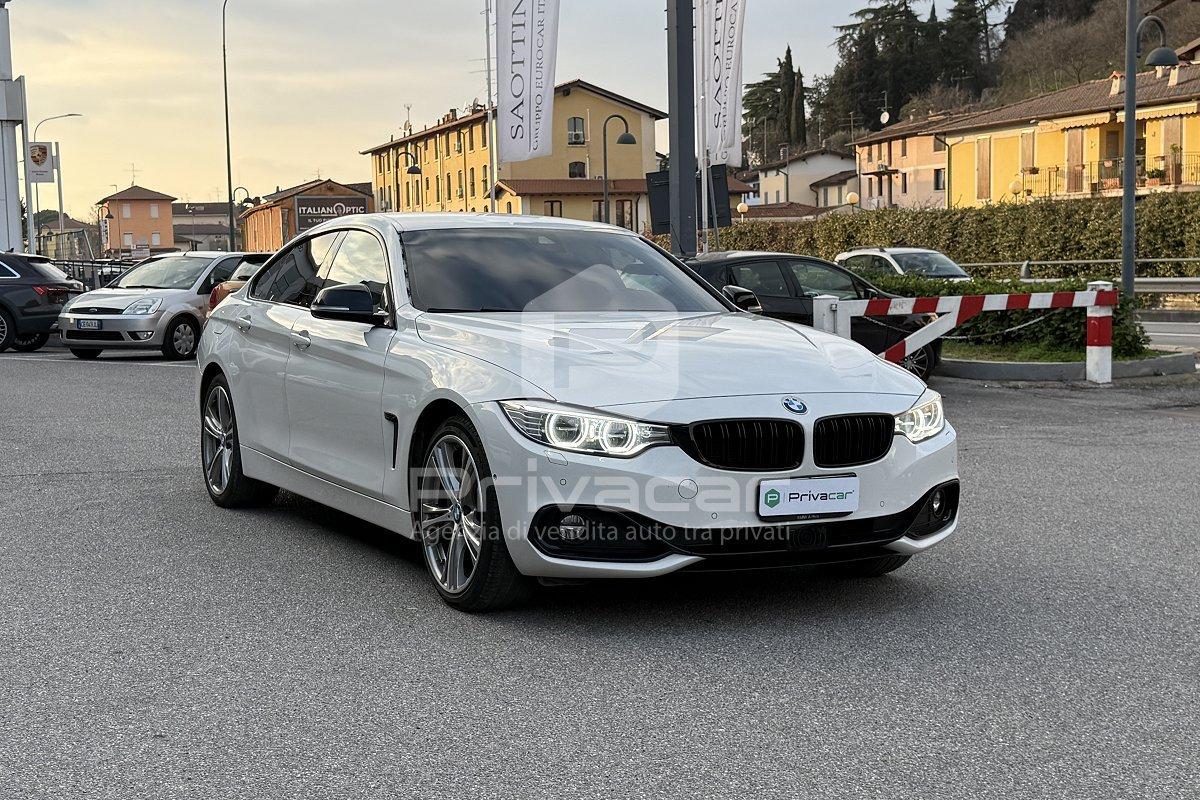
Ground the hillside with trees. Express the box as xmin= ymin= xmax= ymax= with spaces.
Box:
xmin=742 ymin=0 xmax=1200 ymax=165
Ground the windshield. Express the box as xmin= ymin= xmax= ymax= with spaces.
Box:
xmin=113 ymin=256 xmax=213 ymax=289
xmin=891 ymin=252 xmax=969 ymax=278
xmin=230 ymin=260 xmax=264 ymax=281
xmin=403 ymin=228 xmax=726 ymax=313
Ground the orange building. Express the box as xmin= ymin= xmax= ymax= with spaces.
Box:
xmin=97 ymin=185 xmax=177 ymax=256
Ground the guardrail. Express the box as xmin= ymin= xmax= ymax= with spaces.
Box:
xmin=958 ymin=259 xmax=1200 ymax=293
xmin=812 ymin=281 xmax=1119 ymax=384
xmin=55 ymin=259 xmax=138 ymax=290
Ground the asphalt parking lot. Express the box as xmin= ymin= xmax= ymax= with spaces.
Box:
xmin=2 ymin=349 xmax=1198 ymax=799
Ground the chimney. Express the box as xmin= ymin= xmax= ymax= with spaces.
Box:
xmin=1110 ymin=71 xmax=1124 ymax=96
xmin=1170 ymin=65 xmax=1183 ymax=87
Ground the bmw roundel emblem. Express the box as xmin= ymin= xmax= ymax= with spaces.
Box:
xmin=782 ymin=397 xmax=808 ymax=415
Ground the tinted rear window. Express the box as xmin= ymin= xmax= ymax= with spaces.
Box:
xmin=30 ymin=262 xmax=70 ymax=281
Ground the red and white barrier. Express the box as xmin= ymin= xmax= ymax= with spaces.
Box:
xmin=812 ymin=281 xmax=1118 ymax=384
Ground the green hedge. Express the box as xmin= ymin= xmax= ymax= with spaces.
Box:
xmin=698 ymin=193 xmax=1200 ymax=280
xmin=869 ymin=276 xmax=1149 ymax=358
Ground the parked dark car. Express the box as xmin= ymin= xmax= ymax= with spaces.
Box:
xmin=687 ymin=251 xmax=941 ymax=379
xmin=0 ymin=254 xmax=83 ymax=353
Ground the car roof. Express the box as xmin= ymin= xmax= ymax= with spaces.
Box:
xmin=837 ymin=247 xmax=942 ymax=257
xmin=304 ymin=212 xmax=627 ymax=238
xmin=687 ymin=250 xmax=828 ymax=263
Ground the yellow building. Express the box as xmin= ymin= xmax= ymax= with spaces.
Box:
xmin=361 ymin=80 xmax=665 ymax=229
xmin=940 ymin=65 xmax=1200 ymax=208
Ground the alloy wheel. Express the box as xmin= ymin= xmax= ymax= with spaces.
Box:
xmin=902 ymin=346 xmax=931 ymax=378
xmin=418 ymin=434 xmax=485 ymax=594
xmin=201 ymin=385 xmax=235 ymax=494
xmin=174 ymin=322 xmax=196 ymax=356
xmin=0 ymin=314 xmax=7 ymax=342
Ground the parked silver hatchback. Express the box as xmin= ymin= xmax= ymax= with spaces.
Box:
xmin=59 ymin=252 xmax=268 ymax=360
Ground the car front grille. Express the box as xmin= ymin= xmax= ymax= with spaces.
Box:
xmin=673 ymin=419 xmax=804 ymax=472
xmin=69 ymin=307 xmax=126 ymax=315
xmin=813 ymin=414 xmax=895 ymax=468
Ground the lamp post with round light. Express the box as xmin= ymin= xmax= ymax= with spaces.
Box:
xmin=1122 ymin=4 xmax=1180 ymax=298
xmin=602 ymin=114 xmax=637 ymax=225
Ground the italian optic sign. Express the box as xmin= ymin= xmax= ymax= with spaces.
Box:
xmin=497 ymin=0 xmax=561 ymax=163
xmin=295 ymin=196 xmax=369 ymax=233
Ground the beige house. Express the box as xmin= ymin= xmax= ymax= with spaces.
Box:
xmin=97 ymin=185 xmax=176 ymax=256
xmin=852 ymin=116 xmax=955 ymax=209
xmin=755 ymin=147 xmax=858 ymax=206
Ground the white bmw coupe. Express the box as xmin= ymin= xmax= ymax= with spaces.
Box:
xmin=199 ymin=214 xmax=959 ymax=610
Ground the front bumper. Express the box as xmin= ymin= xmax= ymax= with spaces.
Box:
xmin=473 ymin=395 xmax=960 ymax=579
xmin=58 ymin=311 xmax=168 ymax=348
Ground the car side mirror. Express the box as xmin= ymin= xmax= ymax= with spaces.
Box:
xmin=722 ymin=284 xmax=762 ymax=313
xmin=311 ymin=283 xmax=382 ymax=324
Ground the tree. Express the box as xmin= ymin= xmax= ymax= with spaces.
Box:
xmin=778 ymin=47 xmax=797 ymax=146
xmin=791 ymin=70 xmax=808 ymax=148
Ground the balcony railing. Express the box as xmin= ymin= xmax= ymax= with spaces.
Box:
xmin=1018 ymin=153 xmax=1200 ymax=198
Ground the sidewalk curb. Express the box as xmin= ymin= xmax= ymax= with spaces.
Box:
xmin=937 ymin=352 xmax=1196 ymax=381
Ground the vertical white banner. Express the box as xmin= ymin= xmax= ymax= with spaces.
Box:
xmin=698 ymin=0 xmax=746 ymax=166
xmin=496 ymin=0 xmax=561 ymax=163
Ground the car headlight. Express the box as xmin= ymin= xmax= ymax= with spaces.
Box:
xmin=123 ymin=298 xmax=162 ymax=315
xmin=500 ymin=400 xmax=671 ymax=457
xmin=895 ymin=389 xmax=945 ymax=443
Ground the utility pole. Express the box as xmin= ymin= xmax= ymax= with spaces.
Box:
xmin=667 ymin=0 xmax=698 ymax=257
xmin=484 ymin=0 xmax=497 ymax=213
xmin=0 ymin=1 xmax=27 ymax=252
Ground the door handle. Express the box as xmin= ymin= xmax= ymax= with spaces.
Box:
xmin=235 ymin=315 xmax=252 ymax=332
xmin=291 ymin=330 xmax=311 ymax=351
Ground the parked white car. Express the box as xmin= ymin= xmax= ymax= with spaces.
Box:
xmin=835 ymin=248 xmax=971 ymax=281
xmin=199 ymin=214 xmax=960 ymax=610
xmin=60 ymin=252 xmax=269 ymax=360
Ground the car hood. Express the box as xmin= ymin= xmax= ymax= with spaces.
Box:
xmin=64 ymin=286 xmax=191 ymax=311
xmin=415 ymin=311 xmax=925 ymax=407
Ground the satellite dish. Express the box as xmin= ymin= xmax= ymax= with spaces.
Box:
xmin=880 ymin=110 xmax=891 ymax=125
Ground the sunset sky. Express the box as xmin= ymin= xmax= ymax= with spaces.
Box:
xmin=11 ymin=0 xmax=873 ymax=219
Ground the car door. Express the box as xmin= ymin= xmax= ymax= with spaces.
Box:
xmin=783 ymin=258 xmax=893 ymax=353
xmin=233 ymin=233 xmax=342 ymax=461
xmin=285 ymin=229 xmax=396 ymax=498
xmin=726 ymin=260 xmax=809 ymax=322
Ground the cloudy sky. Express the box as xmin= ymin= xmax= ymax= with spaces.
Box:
xmin=12 ymin=0 xmax=882 ymax=218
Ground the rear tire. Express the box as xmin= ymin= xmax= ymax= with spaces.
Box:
xmin=201 ymin=374 xmax=278 ymax=508
xmin=414 ymin=415 xmax=531 ymax=611
xmin=12 ymin=332 xmax=49 ymax=352
xmin=829 ymin=554 xmax=911 ymax=578
xmin=0 ymin=308 xmax=14 ymax=352
xmin=162 ymin=316 xmax=200 ymax=360
xmin=69 ymin=348 xmax=102 ymax=360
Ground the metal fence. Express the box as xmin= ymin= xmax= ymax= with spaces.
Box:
xmin=957 ymin=258 xmax=1200 ymax=293
xmin=55 ymin=259 xmax=138 ymax=290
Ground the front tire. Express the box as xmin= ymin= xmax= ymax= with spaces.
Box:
xmin=414 ymin=416 xmax=530 ymax=611
xmin=12 ymin=332 xmax=49 ymax=352
xmin=201 ymin=375 xmax=278 ymax=508
xmin=162 ymin=316 xmax=200 ymax=360
xmin=901 ymin=344 xmax=936 ymax=380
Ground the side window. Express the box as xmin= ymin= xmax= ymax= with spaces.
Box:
xmin=730 ymin=261 xmax=790 ymax=297
xmin=787 ymin=260 xmax=861 ymax=300
xmin=321 ymin=230 xmax=391 ymax=315
xmin=249 ymin=232 xmax=340 ymax=306
xmin=871 ymin=256 xmax=897 ymax=276
xmin=199 ymin=258 xmax=240 ymax=293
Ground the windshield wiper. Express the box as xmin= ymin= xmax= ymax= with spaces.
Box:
xmin=423 ymin=307 xmax=515 ymax=313
xmin=121 ymin=284 xmax=166 ymax=289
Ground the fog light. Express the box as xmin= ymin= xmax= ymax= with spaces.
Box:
xmin=930 ymin=489 xmax=946 ymax=518
xmin=131 ymin=331 xmax=154 ymax=341
xmin=557 ymin=514 xmax=588 ymax=541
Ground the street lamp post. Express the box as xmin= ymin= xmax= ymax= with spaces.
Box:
xmin=602 ymin=114 xmax=636 ymax=225
xmin=1122 ymin=4 xmax=1179 ymax=298
xmin=222 ymin=0 xmax=237 ymax=252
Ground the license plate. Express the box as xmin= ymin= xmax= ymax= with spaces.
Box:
xmin=758 ymin=475 xmax=860 ymax=518
xmin=76 ymin=319 xmax=101 ymax=330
